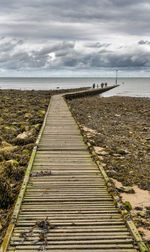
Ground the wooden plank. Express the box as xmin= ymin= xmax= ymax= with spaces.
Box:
xmin=7 ymin=249 xmax=137 ymax=252
xmin=7 ymin=244 xmax=135 ymax=249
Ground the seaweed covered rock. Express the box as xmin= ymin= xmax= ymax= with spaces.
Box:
xmin=0 ymin=178 xmax=13 ymax=209
xmin=4 ymin=160 xmax=24 ymax=180
xmin=0 ymin=89 xmax=51 ymax=242
xmin=68 ymin=95 xmax=150 ymax=243
xmin=68 ymin=96 xmax=150 ymax=190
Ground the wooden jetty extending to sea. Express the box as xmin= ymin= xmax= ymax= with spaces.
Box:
xmin=1 ymin=86 xmax=148 ymax=251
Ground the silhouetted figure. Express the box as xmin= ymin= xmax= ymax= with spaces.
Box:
xmin=101 ymin=83 xmax=104 ymax=88
xmin=105 ymin=82 xmax=107 ymax=87
xmin=92 ymin=83 xmax=95 ymax=89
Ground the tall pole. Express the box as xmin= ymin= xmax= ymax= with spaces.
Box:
xmin=115 ymin=69 xmax=118 ymax=85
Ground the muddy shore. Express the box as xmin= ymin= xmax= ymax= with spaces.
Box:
xmin=68 ymin=95 xmax=150 ymax=245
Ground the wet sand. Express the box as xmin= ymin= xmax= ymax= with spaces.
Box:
xmin=68 ymin=95 xmax=150 ymax=244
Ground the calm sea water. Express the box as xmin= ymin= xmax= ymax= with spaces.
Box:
xmin=0 ymin=77 xmax=150 ymax=98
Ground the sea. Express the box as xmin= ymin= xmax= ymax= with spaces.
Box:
xmin=0 ymin=77 xmax=150 ymax=98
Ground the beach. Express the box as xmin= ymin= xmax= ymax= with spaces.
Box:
xmin=0 ymin=88 xmax=150 ymax=246
xmin=68 ymin=95 xmax=150 ymax=244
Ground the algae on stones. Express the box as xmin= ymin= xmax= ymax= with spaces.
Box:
xmin=0 ymin=90 xmax=50 ymax=244
xmin=68 ymin=95 xmax=150 ymax=244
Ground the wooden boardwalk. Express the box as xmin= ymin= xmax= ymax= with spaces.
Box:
xmin=2 ymin=93 xmax=147 ymax=251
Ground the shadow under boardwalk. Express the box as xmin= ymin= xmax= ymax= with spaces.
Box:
xmin=6 ymin=95 xmax=139 ymax=251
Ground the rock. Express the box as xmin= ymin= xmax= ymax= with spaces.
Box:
xmin=117 ymin=186 xmax=135 ymax=194
xmin=94 ymin=146 xmax=105 ymax=154
xmin=0 ymin=178 xmax=13 ymax=208
xmin=118 ymin=156 xmax=125 ymax=160
xmin=82 ymin=126 xmax=97 ymax=135
xmin=4 ymin=126 xmax=11 ymax=131
xmin=113 ymin=153 xmax=122 ymax=157
xmin=146 ymin=138 xmax=150 ymax=141
xmin=37 ymin=110 xmax=45 ymax=116
xmin=123 ymin=201 xmax=132 ymax=211
xmin=89 ymin=139 xmax=95 ymax=145
xmin=6 ymin=159 xmax=19 ymax=167
xmin=129 ymin=131 xmax=133 ymax=135
xmin=24 ymin=113 xmax=32 ymax=119
xmin=33 ymin=124 xmax=41 ymax=130
xmin=143 ymin=127 xmax=149 ymax=132
xmin=129 ymin=171 xmax=134 ymax=175
xmin=0 ymin=141 xmax=17 ymax=153
xmin=4 ymin=126 xmax=16 ymax=132
xmin=117 ymin=149 xmax=129 ymax=155
xmin=0 ymin=137 xmax=3 ymax=145
xmin=0 ymin=223 xmax=2 ymax=230
xmin=145 ymin=145 xmax=150 ymax=151
xmin=137 ymin=212 xmax=145 ymax=218
xmin=135 ymin=206 xmax=143 ymax=211
xmin=98 ymin=156 xmax=104 ymax=161
xmin=107 ymin=170 xmax=117 ymax=177
xmin=12 ymin=122 xmax=18 ymax=126
xmin=1 ymin=141 xmax=11 ymax=148
xmin=22 ymin=149 xmax=30 ymax=155
xmin=25 ymin=126 xmax=30 ymax=131
xmin=17 ymin=132 xmax=29 ymax=140
xmin=101 ymin=163 xmax=106 ymax=167
xmin=17 ymin=130 xmax=33 ymax=140
xmin=99 ymin=151 xmax=108 ymax=156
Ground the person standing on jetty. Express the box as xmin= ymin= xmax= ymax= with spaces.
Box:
xmin=101 ymin=83 xmax=104 ymax=88
xmin=92 ymin=83 xmax=95 ymax=88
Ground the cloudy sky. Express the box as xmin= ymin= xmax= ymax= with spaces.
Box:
xmin=0 ymin=0 xmax=150 ymax=77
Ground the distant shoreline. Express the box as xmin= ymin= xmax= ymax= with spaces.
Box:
xmin=0 ymin=77 xmax=149 ymax=97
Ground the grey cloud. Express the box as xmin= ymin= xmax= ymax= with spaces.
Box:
xmin=85 ymin=42 xmax=111 ymax=48
xmin=0 ymin=0 xmax=149 ymax=41
xmin=0 ymin=37 xmax=23 ymax=52
xmin=0 ymin=40 xmax=77 ymax=70
xmin=138 ymin=40 xmax=150 ymax=45
xmin=0 ymin=39 xmax=149 ymax=71
xmin=1 ymin=23 xmax=95 ymax=41
xmin=0 ymin=0 xmax=150 ymax=74
xmin=32 ymin=42 xmax=75 ymax=64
